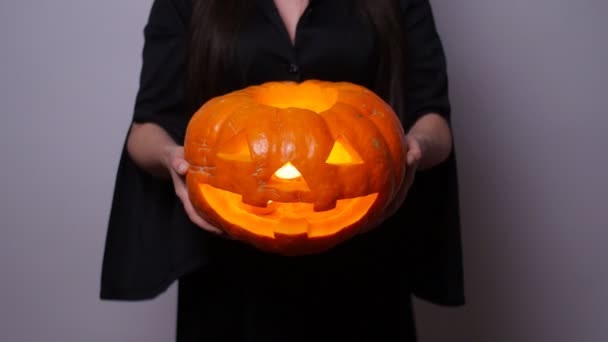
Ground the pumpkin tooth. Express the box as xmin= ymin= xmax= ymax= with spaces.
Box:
xmin=249 ymin=200 xmax=278 ymax=215
xmin=241 ymin=196 xmax=269 ymax=208
xmin=274 ymin=218 xmax=310 ymax=237
xmin=313 ymin=199 xmax=337 ymax=212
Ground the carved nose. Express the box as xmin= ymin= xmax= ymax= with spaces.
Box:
xmin=268 ymin=162 xmax=311 ymax=193
xmin=273 ymin=162 xmax=301 ymax=180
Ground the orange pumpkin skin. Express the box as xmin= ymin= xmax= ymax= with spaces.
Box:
xmin=184 ymin=80 xmax=407 ymax=255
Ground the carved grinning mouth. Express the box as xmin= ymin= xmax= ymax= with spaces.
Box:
xmin=199 ymin=184 xmax=378 ymax=238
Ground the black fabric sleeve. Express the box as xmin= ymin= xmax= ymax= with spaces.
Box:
xmin=100 ymin=0 xmax=208 ymax=300
xmin=401 ymin=0 xmax=451 ymax=128
xmin=395 ymin=0 xmax=465 ymax=306
xmin=132 ymin=0 xmax=191 ymax=142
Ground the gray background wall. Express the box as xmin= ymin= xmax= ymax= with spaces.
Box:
xmin=1 ymin=0 xmax=606 ymax=341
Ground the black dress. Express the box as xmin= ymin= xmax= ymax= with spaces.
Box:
xmin=100 ymin=0 xmax=464 ymax=340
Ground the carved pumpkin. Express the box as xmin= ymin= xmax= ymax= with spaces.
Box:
xmin=184 ymin=80 xmax=407 ymax=255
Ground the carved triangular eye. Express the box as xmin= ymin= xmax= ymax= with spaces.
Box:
xmin=217 ymin=130 xmax=252 ymax=161
xmin=325 ymin=135 xmax=364 ymax=165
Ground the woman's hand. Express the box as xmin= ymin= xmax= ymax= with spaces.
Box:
xmin=381 ymin=113 xmax=452 ymax=220
xmin=127 ymin=123 xmax=225 ymax=235
xmin=382 ymin=134 xmax=423 ymax=219
xmin=162 ymin=145 xmax=225 ymax=235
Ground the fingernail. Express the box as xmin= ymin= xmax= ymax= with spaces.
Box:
xmin=178 ymin=163 xmax=187 ymax=173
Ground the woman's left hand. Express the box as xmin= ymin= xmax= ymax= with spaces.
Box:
xmin=366 ymin=113 xmax=452 ymax=232
xmin=382 ymin=134 xmax=423 ymax=219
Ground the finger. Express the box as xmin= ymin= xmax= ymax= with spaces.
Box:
xmin=183 ymin=199 xmax=225 ymax=235
xmin=169 ymin=146 xmax=188 ymax=176
xmin=407 ymin=150 xmax=421 ymax=166
xmin=175 ymin=185 xmax=225 ymax=235
xmin=170 ymin=171 xmax=225 ymax=235
xmin=405 ymin=138 xmax=422 ymax=166
xmin=404 ymin=168 xmax=415 ymax=189
xmin=171 ymin=158 xmax=189 ymax=176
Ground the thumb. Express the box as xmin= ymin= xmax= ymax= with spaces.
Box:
xmin=405 ymin=136 xmax=422 ymax=166
xmin=172 ymin=158 xmax=188 ymax=176
xmin=169 ymin=146 xmax=188 ymax=176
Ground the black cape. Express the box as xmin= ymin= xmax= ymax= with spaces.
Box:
xmin=100 ymin=0 xmax=465 ymax=306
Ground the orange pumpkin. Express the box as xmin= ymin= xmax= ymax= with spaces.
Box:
xmin=184 ymin=80 xmax=407 ymax=255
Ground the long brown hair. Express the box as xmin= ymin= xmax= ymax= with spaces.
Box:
xmin=185 ymin=0 xmax=405 ymax=119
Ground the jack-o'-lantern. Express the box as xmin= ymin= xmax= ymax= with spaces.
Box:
xmin=184 ymin=80 xmax=407 ymax=255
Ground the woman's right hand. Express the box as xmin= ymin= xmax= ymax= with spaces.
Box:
xmin=162 ymin=144 xmax=225 ymax=236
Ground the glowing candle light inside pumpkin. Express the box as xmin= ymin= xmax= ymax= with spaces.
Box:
xmin=274 ymin=162 xmax=301 ymax=180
